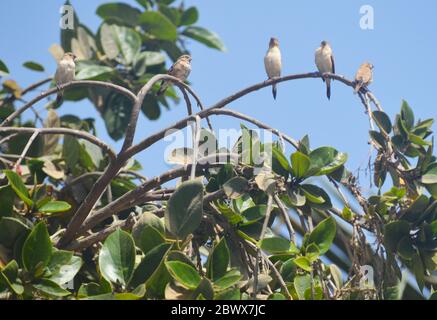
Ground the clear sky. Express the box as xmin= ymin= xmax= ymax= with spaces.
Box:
xmin=1 ymin=0 xmax=436 ymax=192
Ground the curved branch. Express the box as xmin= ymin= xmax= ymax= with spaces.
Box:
xmin=1 ymin=80 xmax=137 ymax=127
xmin=77 ymin=156 xmax=236 ymax=236
xmin=0 ymin=77 xmax=53 ymax=108
xmin=0 ymin=127 xmax=116 ymax=161
xmin=124 ymin=72 xmax=362 ymax=159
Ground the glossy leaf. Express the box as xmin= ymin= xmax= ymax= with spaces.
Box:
xmin=165 ymin=180 xmax=203 ymax=240
xmin=222 ymin=176 xmax=249 ymax=199
xmin=96 ymin=2 xmax=141 ymax=26
xmin=22 ymin=222 xmax=53 ymax=273
xmin=99 ymin=229 xmax=136 ymax=287
xmin=139 ymin=11 xmax=177 ymax=41
xmin=206 ymin=238 xmax=230 ymax=281
xmin=33 ymin=278 xmax=71 ymax=297
xmin=4 ymin=170 xmax=33 ymax=207
xmin=165 ymin=261 xmax=201 ymax=289
xmin=291 ymin=151 xmax=310 ymax=178
xmin=180 ymin=7 xmax=199 ymax=26
xmin=307 ymin=216 xmax=336 ymax=255
xmin=182 ymin=26 xmax=226 ymax=51
xmin=38 ymin=201 xmax=71 ymax=214
xmin=23 ymin=61 xmax=45 ymax=72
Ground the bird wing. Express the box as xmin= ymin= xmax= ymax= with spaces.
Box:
xmin=331 ymin=54 xmax=335 ymax=74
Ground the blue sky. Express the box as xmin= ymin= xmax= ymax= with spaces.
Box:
xmin=1 ymin=0 xmax=436 ymax=191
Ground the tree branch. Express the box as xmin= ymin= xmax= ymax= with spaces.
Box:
xmin=0 ymin=127 xmax=116 ymax=161
xmin=1 ymin=80 xmax=137 ymax=127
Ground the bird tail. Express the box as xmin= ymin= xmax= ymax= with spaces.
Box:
xmin=354 ymin=81 xmax=363 ymax=95
xmin=156 ymin=80 xmax=168 ymax=96
xmin=55 ymin=92 xmax=63 ymax=106
xmin=272 ymin=84 xmax=277 ymax=100
xmin=326 ymin=79 xmax=331 ymax=100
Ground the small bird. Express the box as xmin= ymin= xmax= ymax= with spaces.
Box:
xmin=264 ymin=37 xmax=282 ymax=100
xmin=354 ymin=62 xmax=374 ymax=94
xmin=157 ymin=54 xmax=192 ymax=96
xmin=54 ymin=52 xmax=77 ymax=105
xmin=315 ymin=41 xmax=335 ymax=100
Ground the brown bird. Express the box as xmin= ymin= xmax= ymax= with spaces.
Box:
xmin=354 ymin=62 xmax=374 ymax=94
xmin=54 ymin=52 xmax=77 ymax=105
xmin=264 ymin=37 xmax=282 ymax=100
xmin=315 ymin=41 xmax=335 ymax=100
xmin=157 ymin=54 xmax=192 ymax=96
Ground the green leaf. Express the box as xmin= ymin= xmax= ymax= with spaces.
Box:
xmin=47 ymin=250 xmax=82 ymax=285
xmin=291 ymin=151 xmax=310 ymax=178
xmin=271 ymin=145 xmax=290 ymax=178
xmin=293 ymin=256 xmax=312 ymax=272
xmin=401 ymin=100 xmax=414 ymax=130
xmin=422 ymin=166 xmax=437 ymax=185
xmin=411 ymin=253 xmax=425 ymax=291
xmin=400 ymin=195 xmax=429 ymax=223
xmin=213 ymin=269 xmax=241 ymax=290
xmin=130 ymin=243 xmax=171 ymax=288
xmin=329 ymin=264 xmax=343 ymax=289
xmin=259 ymin=236 xmax=293 ymax=254
xmin=294 ymin=274 xmax=311 ymax=300
xmin=98 ymin=23 xmax=142 ymax=64
xmin=0 ymin=217 xmax=30 ymax=248
xmin=33 ymin=278 xmax=71 ymax=297
xmin=180 ymin=7 xmax=199 ymax=26
xmin=372 ymin=110 xmax=392 ymax=134
xmin=23 ymin=61 xmax=45 ymax=72
xmin=307 ymin=216 xmax=336 ymax=255
xmin=0 ymin=185 xmax=14 ymax=217
xmin=22 ymin=222 xmax=53 ymax=273
xmin=0 ymin=260 xmax=24 ymax=295
xmin=206 ymin=238 xmax=230 ymax=281
xmin=241 ymin=205 xmax=266 ymax=224
xmin=214 ymin=287 xmax=240 ymax=300
xmin=222 ymin=176 xmax=249 ymax=199
xmin=182 ymin=26 xmax=226 ymax=51
xmin=0 ymin=59 xmax=9 ymax=76
xmin=165 ymin=261 xmax=201 ymax=289
xmin=165 ymin=180 xmax=203 ymax=240
xmin=96 ymin=3 xmax=141 ymax=26
xmin=287 ymin=186 xmax=306 ymax=207
xmin=62 ymin=135 xmax=80 ymax=170
xmin=384 ymin=221 xmax=410 ymax=252
xmin=132 ymin=212 xmax=165 ymax=254
xmin=102 ymin=92 xmax=133 ymax=141
xmin=308 ymin=147 xmax=347 ymax=176
xmin=269 ymin=293 xmax=286 ymax=300
xmin=133 ymin=51 xmax=165 ymax=76
xmin=139 ymin=11 xmax=177 ymax=41
xmin=397 ymin=236 xmax=415 ymax=260
xmin=4 ymin=170 xmax=33 ymax=207
xmin=300 ymin=184 xmax=332 ymax=209
xmin=38 ymin=201 xmax=71 ymax=214
xmin=75 ymin=64 xmax=113 ymax=80
xmin=99 ymin=229 xmax=136 ymax=287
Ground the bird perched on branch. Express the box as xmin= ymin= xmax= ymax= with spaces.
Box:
xmin=315 ymin=41 xmax=335 ymax=100
xmin=264 ymin=37 xmax=282 ymax=100
xmin=354 ymin=62 xmax=374 ymax=94
xmin=54 ymin=52 xmax=77 ymax=105
xmin=157 ymin=54 xmax=192 ymax=96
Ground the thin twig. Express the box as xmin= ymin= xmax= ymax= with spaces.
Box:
xmin=13 ymin=131 xmax=39 ymax=170
xmin=0 ymin=127 xmax=116 ymax=161
xmin=273 ymin=194 xmax=296 ymax=243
